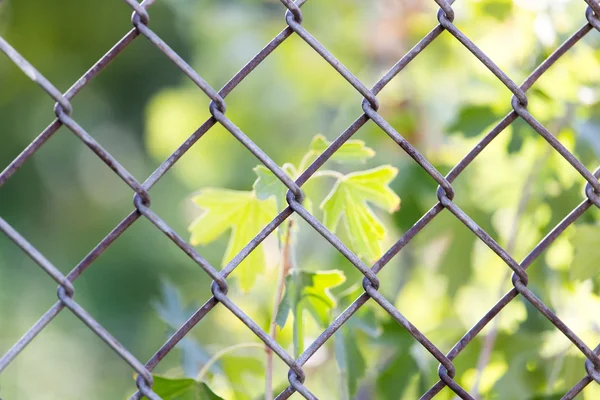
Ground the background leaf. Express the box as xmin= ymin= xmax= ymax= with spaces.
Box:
xmin=570 ymin=224 xmax=600 ymax=281
xmin=153 ymin=281 xmax=217 ymax=378
xmin=334 ymin=327 xmax=366 ymax=399
xmin=374 ymin=321 xmax=420 ymax=400
xmin=447 ymin=105 xmax=500 ymax=138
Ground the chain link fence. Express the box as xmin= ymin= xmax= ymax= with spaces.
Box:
xmin=1 ymin=0 xmax=600 ymax=398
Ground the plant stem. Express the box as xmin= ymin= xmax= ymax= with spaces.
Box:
xmin=298 ymin=151 xmax=318 ymax=173
xmin=197 ymin=342 xmax=265 ymax=382
xmin=294 ymin=301 xmax=304 ymax=358
xmin=266 ymin=219 xmax=294 ymax=400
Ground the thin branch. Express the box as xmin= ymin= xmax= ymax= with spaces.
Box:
xmin=469 ymin=112 xmax=572 ymax=399
xmin=298 ymin=150 xmax=318 ymax=173
xmin=266 ymin=219 xmax=294 ymax=400
xmin=197 ymin=342 xmax=265 ymax=382
xmin=311 ymin=170 xmax=345 ymax=180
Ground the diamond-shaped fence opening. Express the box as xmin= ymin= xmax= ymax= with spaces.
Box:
xmin=2 ymin=0 xmax=600 ymax=399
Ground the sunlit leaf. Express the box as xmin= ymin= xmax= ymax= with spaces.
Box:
xmin=150 ymin=375 xmax=224 ymax=400
xmin=275 ymin=269 xmax=346 ymax=328
xmin=447 ymin=105 xmax=500 ymax=138
xmin=308 ymin=134 xmax=375 ymax=164
xmin=189 ymin=189 xmax=277 ymax=291
xmin=570 ymin=224 xmax=600 ymax=281
xmin=320 ymin=166 xmax=400 ymax=260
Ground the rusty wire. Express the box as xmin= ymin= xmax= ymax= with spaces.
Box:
xmin=1 ymin=0 xmax=600 ymax=398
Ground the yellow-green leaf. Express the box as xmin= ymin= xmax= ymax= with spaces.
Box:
xmin=189 ymin=189 xmax=277 ymax=291
xmin=309 ymin=134 xmax=375 ymax=164
xmin=320 ymin=166 xmax=400 ymax=260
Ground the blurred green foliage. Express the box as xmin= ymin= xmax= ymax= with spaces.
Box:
xmin=2 ymin=0 xmax=600 ymax=399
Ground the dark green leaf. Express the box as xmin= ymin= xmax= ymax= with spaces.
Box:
xmin=150 ymin=375 xmax=223 ymax=400
xmin=508 ymin=118 xmax=528 ymax=154
xmin=447 ymin=105 xmax=499 ymax=138
xmin=253 ymin=163 xmax=297 ymax=210
xmin=338 ymin=284 xmax=382 ymax=337
xmin=275 ymin=269 xmax=346 ymax=328
xmin=375 ymin=347 xmax=418 ymax=400
xmin=153 ymin=281 xmax=215 ymax=378
xmin=373 ymin=320 xmax=421 ymax=400
xmin=153 ymin=280 xmax=194 ymax=329
xmin=334 ymin=327 xmax=366 ymax=399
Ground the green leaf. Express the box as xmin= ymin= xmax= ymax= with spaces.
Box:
xmin=189 ymin=189 xmax=277 ymax=291
xmin=338 ymin=284 xmax=382 ymax=338
xmin=475 ymin=0 xmax=513 ymax=21
xmin=447 ymin=105 xmax=500 ymax=138
xmin=570 ymin=224 xmax=600 ymax=281
xmin=320 ymin=166 xmax=400 ymax=261
xmin=253 ymin=163 xmax=297 ymax=210
xmin=150 ymin=375 xmax=223 ymax=400
xmin=374 ymin=321 xmax=420 ymax=400
xmin=334 ymin=327 xmax=366 ymax=399
xmin=153 ymin=280 xmax=195 ymax=329
xmin=153 ymin=281 xmax=215 ymax=378
xmin=308 ymin=134 xmax=375 ymax=164
xmin=507 ymin=118 xmax=528 ymax=154
xmin=276 ymin=269 xmax=346 ymax=328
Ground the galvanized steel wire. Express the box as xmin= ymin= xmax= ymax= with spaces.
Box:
xmin=1 ymin=0 xmax=600 ymax=398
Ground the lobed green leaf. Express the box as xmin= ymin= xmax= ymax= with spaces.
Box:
xmin=307 ymin=134 xmax=375 ymax=165
xmin=189 ymin=189 xmax=277 ymax=291
xmin=320 ymin=166 xmax=400 ymax=261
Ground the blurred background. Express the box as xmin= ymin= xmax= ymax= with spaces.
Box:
xmin=2 ymin=0 xmax=600 ymax=398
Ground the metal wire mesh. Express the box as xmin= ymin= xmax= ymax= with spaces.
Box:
xmin=1 ymin=0 xmax=600 ymax=398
